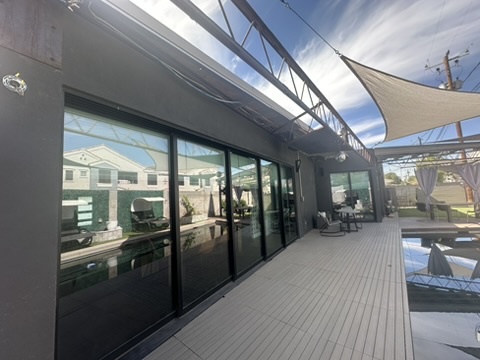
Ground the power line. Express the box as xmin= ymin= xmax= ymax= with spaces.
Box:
xmin=424 ymin=0 xmax=446 ymax=83
xmin=278 ymin=0 xmax=340 ymax=55
xmin=471 ymin=80 xmax=480 ymax=92
xmin=463 ymin=60 xmax=480 ymax=85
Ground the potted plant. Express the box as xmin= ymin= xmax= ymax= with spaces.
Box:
xmin=180 ymin=195 xmax=208 ymax=224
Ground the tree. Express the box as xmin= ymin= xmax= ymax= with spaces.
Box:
xmin=437 ymin=170 xmax=446 ymax=183
xmin=406 ymin=175 xmax=418 ymax=185
xmin=385 ymin=172 xmax=402 ymax=184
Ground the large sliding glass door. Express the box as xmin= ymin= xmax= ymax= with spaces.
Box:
xmin=330 ymin=171 xmax=374 ymax=221
xmin=58 ymin=103 xmax=300 ymax=359
xmin=177 ymin=140 xmax=230 ymax=306
xmin=230 ymin=153 xmax=262 ymax=273
xmin=261 ymin=160 xmax=283 ymax=256
xmin=59 ymin=109 xmax=173 ymax=360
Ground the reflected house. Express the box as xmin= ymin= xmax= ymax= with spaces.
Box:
xmin=63 ymin=145 xmax=163 ymax=191
xmin=62 ymin=145 xmax=222 ymax=232
xmin=63 ymin=145 xmax=170 ymax=234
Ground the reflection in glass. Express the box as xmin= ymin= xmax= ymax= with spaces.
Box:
xmin=58 ymin=109 xmax=173 ymax=360
xmin=330 ymin=171 xmax=374 ymax=221
xmin=261 ymin=160 xmax=283 ymax=256
xmin=177 ymin=140 xmax=230 ymax=306
xmin=231 ymin=153 xmax=262 ymax=273
xmin=281 ymin=166 xmax=297 ymax=244
xmin=403 ymin=234 xmax=480 ymax=359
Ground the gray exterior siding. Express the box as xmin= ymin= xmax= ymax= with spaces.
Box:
xmin=0 ymin=4 xmax=322 ymax=359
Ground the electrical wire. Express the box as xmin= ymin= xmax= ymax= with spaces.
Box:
xmin=463 ymin=60 xmax=480 ymax=85
xmin=278 ymin=0 xmax=340 ymax=55
xmin=471 ymin=81 xmax=480 ymax=92
xmin=448 ymin=0 xmax=474 ymax=51
xmin=423 ymin=0 xmax=446 ymax=84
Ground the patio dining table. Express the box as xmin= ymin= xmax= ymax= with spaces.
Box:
xmin=335 ymin=206 xmax=361 ymax=232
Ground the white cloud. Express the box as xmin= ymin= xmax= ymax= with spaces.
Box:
xmin=362 ymin=133 xmax=386 ymax=148
xmin=296 ymin=0 xmax=480 ymax=111
xmin=130 ymin=0 xmax=237 ymax=72
xmin=349 ymin=117 xmax=384 ymax=134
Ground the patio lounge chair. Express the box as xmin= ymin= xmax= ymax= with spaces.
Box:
xmin=317 ymin=211 xmax=345 ymax=237
xmin=131 ymin=197 xmax=170 ymax=232
xmin=61 ymin=200 xmax=94 ymax=246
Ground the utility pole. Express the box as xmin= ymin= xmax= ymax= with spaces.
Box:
xmin=442 ymin=50 xmax=474 ymax=203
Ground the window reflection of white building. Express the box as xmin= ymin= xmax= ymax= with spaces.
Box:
xmin=63 ymin=145 xmax=167 ymax=191
xmin=63 ymin=145 xmax=223 ymax=229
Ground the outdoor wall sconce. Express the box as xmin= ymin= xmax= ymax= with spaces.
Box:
xmin=2 ymin=73 xmax=27 ymax=96
xmin=295 ymin=159 xmax=302 ymax=172
xmin=335 ymin=151 xmax=348 ymax=163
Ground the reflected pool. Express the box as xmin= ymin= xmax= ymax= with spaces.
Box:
xmin=403 ymin=233 xmax=480 ymax=359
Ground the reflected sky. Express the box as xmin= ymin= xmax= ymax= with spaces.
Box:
xmin=412 ymin=312 xmax=480 ymax=360
xmin=404 ymin=235 xmax=480 ymax=360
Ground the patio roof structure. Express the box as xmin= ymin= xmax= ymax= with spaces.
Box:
xmin=95 ymin=0 xmax=372 ymax=164
xmin=374 ymin=142 xmax=480 ymax=166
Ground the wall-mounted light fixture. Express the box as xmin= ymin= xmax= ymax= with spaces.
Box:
xmin=335 ymin=151 xmax=348 ymax=163
xmin=2 ymin=73 xmax=27 ymax=96
xmin=295 ymin=159 xmax=302 ymax=172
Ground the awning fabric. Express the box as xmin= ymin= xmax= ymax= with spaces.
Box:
xmin=342 ymin=56 xmax=480 ymax=142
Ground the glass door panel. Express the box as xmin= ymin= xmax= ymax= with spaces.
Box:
xmin=177 ymin=140 xmax=230 ymax=306
xmin=350 ymin=171 xmax=374 ymax=221
xmin=330 ymin=171 xmax=374 ymax=221
xmin=280 ymin=166 xmax=297 ymax=244
xmin=59 ymin=109 xmax=173 ymax=360
xmin=330 ymin=172 xmax=349 ymax=218
xmin=261 ymin=160 xmax=283 ymax=256
xmin=231 ymin=153 xmax=262 ymax=273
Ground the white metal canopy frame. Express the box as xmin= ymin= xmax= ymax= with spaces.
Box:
xmin=87 ymin=0 xmax=372 ymax=163
xmin=342 ymin=56 xmax=480 ymax=143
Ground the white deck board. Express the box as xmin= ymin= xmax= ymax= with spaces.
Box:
xmin=143 ymin=217 xmax=414 ymax=360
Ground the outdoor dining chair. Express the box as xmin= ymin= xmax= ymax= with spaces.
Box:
xmin=317 ymin=211 xmax=345 ymax=237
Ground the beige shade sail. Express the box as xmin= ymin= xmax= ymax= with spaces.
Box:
xmin=342 ymin=56 xmax=480 ymax=142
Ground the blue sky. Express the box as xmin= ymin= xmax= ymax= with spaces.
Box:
xmin=131 ymin=0 xmax=480 ymax=150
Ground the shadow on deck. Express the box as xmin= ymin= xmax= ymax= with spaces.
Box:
xmin=121 ymin=215 xmax=426 ymax=360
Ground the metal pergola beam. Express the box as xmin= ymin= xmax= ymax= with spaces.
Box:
xmin=375 ymin=142 xmax=480 ymax=158
xmin=169 ymin=0 xmax=372 ymax=163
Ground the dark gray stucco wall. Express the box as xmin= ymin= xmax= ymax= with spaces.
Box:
xmin=0 ymin=46 xmax=64 ymax=359
xmin=295 ymin=153 xmax=317 ymax=232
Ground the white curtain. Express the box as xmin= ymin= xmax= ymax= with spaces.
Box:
xmin=456 ymin=163 xmax=480 ymax=205
xmin=415 ymin=167 xmax=438 ymax=211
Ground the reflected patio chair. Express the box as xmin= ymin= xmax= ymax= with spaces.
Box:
xmin=131 ymin=197 xmax=170 ymax=232
xmin=317 ymin=212 xmax=345 ymax=237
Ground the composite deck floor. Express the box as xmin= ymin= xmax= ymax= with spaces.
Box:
xmin=144 ymin=217 xmax=414 ymax=360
